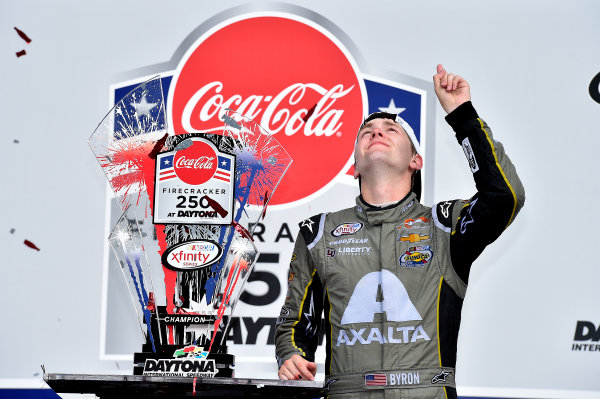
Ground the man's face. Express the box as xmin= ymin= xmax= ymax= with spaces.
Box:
xmin=354 ymin=118 xmax=418 ymax=179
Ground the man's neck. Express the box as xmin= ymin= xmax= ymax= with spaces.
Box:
xmin=359 ymin=173 xmax=412 ymax=205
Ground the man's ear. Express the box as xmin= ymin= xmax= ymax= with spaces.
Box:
xmin=353 ymin=163 xmax=360 ymax=179
xmin=410 ymin=154 xmax=423 ymax=172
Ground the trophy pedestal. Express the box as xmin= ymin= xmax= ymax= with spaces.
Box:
xmin=44 ymin=373 xmax=324 ymax=398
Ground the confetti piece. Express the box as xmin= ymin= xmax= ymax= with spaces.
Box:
xmin=14 ymin=139 xmax=19 ymax=144
xmin=201 ymin=195 xmax=228 ymax=218
xmin=174 ymin=138 xmax=194 ymax=151
xmin=16 ymin=50 xmax=26 ymax=58
xmin=221 ymin=114 xmax=241 ymax=130
xmin=231 ymin=220 xmax=253 ymax=241
xmin=24 ymin=239 xmax=40 ymax=251
xmin=14 ymin=27 xmax=32 ymax=43
xmin=261 ymin=191 xmax=270 ymax=220
xmin=148 ymin=133 xmax=169 ymax=159
xmin=10 ymin=228 xmax=15 ymax=234
xmin=302 ymin=103 xmax=317 ymax=123
xmin=193 ymin=377 xmax=197 ymax=396
xmin=147 ymin=292 xmax=156 ymax=312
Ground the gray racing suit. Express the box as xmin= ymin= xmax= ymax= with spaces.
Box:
xmin=275 ymin=102 xmax=525 ymax=398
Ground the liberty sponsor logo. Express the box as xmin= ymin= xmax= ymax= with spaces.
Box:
xmin=332 ymin=222 xmax=363 ymax=237
xmin=161 ymin=240 xmax=223 ymax=271
xmin=572 ymin=320 xmax=600 ymax=352
xmin=335 ymin=246 xmax=371 ymax=255
xmin=399 ymin=246 xmax=433 ymax=268
xmin=337 ymin=270 xmax=430 ymax=347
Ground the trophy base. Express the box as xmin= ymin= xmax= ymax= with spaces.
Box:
xmin=133 ymin=344 xmax=235 ymax=377
xmin=44 ymin=373 xmax=324 ymax=398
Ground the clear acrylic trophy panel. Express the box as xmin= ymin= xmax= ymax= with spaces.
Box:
xmin=90 ymin=76 xmax=292 ymax=351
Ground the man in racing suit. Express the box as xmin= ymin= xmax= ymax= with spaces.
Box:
xmin=275 ymin=65 xmax=525 ymax=398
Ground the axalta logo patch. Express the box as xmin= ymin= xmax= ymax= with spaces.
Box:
xmin=332 ymin=222 xmax=363 ymax=237
xmin=169 ymin=15 xmax=365 ymax=205
xmin=399 ymin=246 xmax=433 ymax=268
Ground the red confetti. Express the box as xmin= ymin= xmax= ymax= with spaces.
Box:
xmin=231 ymin=220 xmax=253 ymax=241
xmin=193 ymin=377 xmax=197 ymax=396
xmin=14 ymin=27 xmax=32 ymax=43
xmin=261 ymin=190 xmax=270 ymax=220
xmin=146 ymin=292 xmax=156 ymax=312
xmin=16 ymin=50 xmax=26 ymax=58
xmin=302 ymin=103 xmax=317 ymax=123
xmin=24 ymin=240 xmax=40 ymax=251
xmin=148 ymin=133 xmax=169 ymax=160
xmin=201 ymin=195 xmax=228 ymax=218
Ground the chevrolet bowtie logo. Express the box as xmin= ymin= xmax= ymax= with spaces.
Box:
xmin=399 ymin=233 xmax=430 ymax=243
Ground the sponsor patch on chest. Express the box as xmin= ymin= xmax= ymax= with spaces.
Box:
xmin=331 ymin=222 xmax=363 ymax=237
xmin=399 ymin=246 xmax=433 ymax=268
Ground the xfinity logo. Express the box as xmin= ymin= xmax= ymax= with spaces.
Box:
xmin=332 ymin=222 xmax=363 ymax=237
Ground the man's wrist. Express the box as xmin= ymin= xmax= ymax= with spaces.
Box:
xmin=444 ymin=101 xmax=479 ymax=132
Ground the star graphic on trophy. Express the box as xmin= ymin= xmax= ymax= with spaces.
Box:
xmin=378 ymin=98 xmax=405 ymax=114
xmin=131 ymin=93 xmax=158 ymax=119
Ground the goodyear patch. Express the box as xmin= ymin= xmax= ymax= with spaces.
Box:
xmin=399 ymin=246 xmax=433 ymax=268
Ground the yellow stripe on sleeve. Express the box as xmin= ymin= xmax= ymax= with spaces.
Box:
xmin=290 ymin=268 xmax=317 ymax=357
xmin=478 ymin=118 xmax=518 ymax=229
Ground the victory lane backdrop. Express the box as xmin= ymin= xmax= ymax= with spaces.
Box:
xmin=103 ymin=10 xmax=433 ymax=376
xmin=2 ymin=1 xmax=600 ymax=398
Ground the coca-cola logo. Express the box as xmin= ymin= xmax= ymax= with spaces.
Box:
xmin=174 ymin=140 xmax=217 ymax=185
xmin=169 ymin=15 xmax=366 ymax=206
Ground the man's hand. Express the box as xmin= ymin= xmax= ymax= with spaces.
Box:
xmin=433 ymin=64 xmax=471 ymax=114
xmin=278 ymin=354 xmax=317 ymax=381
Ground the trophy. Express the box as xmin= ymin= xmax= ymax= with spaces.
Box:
xmin=89 ymin=76 xmax=292 ymax=377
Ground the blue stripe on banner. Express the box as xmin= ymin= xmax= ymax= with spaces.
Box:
xmin=0 ymin=389 xmax=60 ymax=398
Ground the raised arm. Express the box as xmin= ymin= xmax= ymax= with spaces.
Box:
xmin=431 ymin=65 xmax=525 ymax=284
